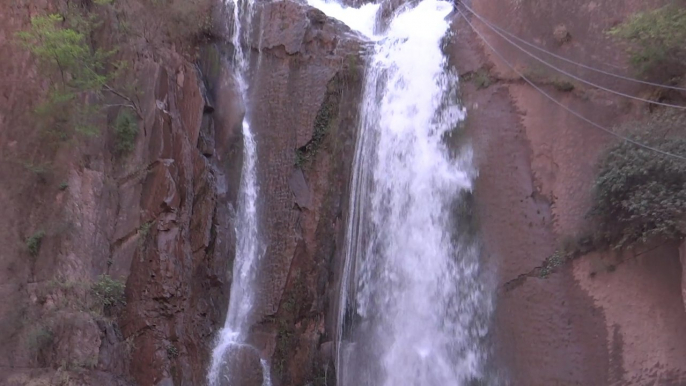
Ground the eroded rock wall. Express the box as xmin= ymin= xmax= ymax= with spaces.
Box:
xmin=0 ymin=2 xmax=245 ymax=385
xmin=450 ymin=0 xmax=686 ymax=384
xmin=239 ymin=2 xmax=366 ymax=384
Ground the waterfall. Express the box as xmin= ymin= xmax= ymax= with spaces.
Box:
xmin=307 ymin=0 xmax=492 ymax=384
xmin=207 ymin=0 xmax=271 ymax=385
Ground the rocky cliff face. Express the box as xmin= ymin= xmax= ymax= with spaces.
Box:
xmin=241 ymin=2 xmax=365 ymax=384
xmin=0 ymin=1 xmax=363 ymax=385
xmin=0 ymin=1 xmax=244 ymax=385
xmin=5 ymin=0 xmax=686 ymax=385
xmin=451 ymin=0 xmax=686 ymax=384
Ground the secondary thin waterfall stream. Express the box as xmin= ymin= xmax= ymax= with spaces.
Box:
xmin=207 ymin=0 xmax=271 ymax=385
xmin=308 ymin=0 xmax=492 ymax=384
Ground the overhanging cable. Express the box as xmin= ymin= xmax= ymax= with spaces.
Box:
xmin=458 ymin=4 xmax=686 ymax=110
xmin=459 ymin=2 xmax=686 ymax=92
xmin=456 ymin=8 xmax=686 ymax=161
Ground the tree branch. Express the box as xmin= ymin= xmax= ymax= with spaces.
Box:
xmin=103 ymin=84 xmax=143 ymax=119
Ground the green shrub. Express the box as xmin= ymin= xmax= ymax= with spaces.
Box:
xmin=92 ymin=275 xmax=126 ymax=308
xmin=26 ymin=231 xmax=46 ymax=257
xmin=27 ymin=326 xmax=54 ymax=352
xmin=551 ymin=79 xmax=575 ymax=92
xmin=472 ymin=69 xmax=492 ymax=89
xmin=609 ymin=5 xmax=686 ymax=81
xmin=166 ymin=344 xmax=179 ymax=359
xmin=16 ymin=6 xmax=140 ymax=138
xmin=295 ymin=77 xmax=341 ymax=167
xmin=589 ymin=111 xmax=686 ymax=248
xmin=17 ymin=13 xmax=116 ymax=136
xmin=113 ymin=109 xmax=139 ymax=154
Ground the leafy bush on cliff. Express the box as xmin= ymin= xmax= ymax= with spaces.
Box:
xmin=16 ymin=9 xmax=139 ymax=137
xmin=18 ymin=13 xmax=114 ymax=134
xmin=26 ymin=325 xmax=54 ymax=358
xmin=92 ymin=275 xmax=126 ymax=309
xmin=609 ymin=4 xmax=686 ymax=81
xmin=26 ymin=230 xmax=46 ymax=258
xmin=589 ymin=111 xmax=686 ymax=248
xmin=113 ymin=109 xmax=139 ymax=154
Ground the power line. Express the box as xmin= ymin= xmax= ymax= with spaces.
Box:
xmin=456 ymin=8 xmax=686 ymax=161
xmin=457 ymin=4 xmax=686 ymax=110
xmin=459 ymin=2 xmax=686 ymax=92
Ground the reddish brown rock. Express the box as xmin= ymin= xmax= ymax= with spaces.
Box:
xmin=451 ymin=0 xmax=686 ymax=384
xmin=0 ymin=2 xmax=242 ymax=386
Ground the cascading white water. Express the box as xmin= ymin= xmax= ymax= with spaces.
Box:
xmin=307 ymin=0 xmax=492 ymax=384
xmin=207 ymin=0 xmax=271 ymax=385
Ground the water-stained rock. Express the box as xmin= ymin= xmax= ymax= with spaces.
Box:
xmin=248 ymin=0 xmax=363 ymax=319
xmin=242 ymin=2 xmax=367 ymax=384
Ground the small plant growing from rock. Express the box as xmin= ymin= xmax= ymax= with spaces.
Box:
xmin=26 ymin=325 xmax=54 ymax=364
xmin=113 ymin=109 xmax=139 ymax=154
xmin=538 ymin=250 xmax=567 ymax=278
xmin=551 ymin=79 xmax=575 ymax=92
xmin=295 ymin=77 xmax=341 ymax=167
xmin=471 ymin=68 xmax=493 ymax=90
xmin=26 ymin=230 xmax=46 ymax=258
xmin=166 ymin=344 xmax=179 ymax=359
xmin=92 ymin=275 xmax=126 ymax=309
xmin=138 ymin=221 xmax=153 ymax=248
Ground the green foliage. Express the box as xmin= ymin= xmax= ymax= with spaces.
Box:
xmin=551 ymin=79 xmax=575 ymax=92
xmin=27 ymin=326 xmax=54 ymax=352
xmin=589 ymin=111 xmax=686 ymax=248
xmin=23 ymin=161 xmax=52 ymax=181
xmin=92 ymin=275 xmax=126 ymax=308
xmin=113 ymin=109 xmax=139 ymax=154
xmin=295 ymin=78 xmax=341 ymax=167
xmin=26 ymin=230 xmax=46 ymax=257
xmin=16 ymin=5 xmax=141 ymax=139
xmin=138 ymin=221 xmax=153 ymax=245
xmin=59 ymin=181 xmax=69 ymax=191
xmin=538 ymin=250 xmax=568 ymax=278
xmin=609 ymin=5 xmax=686 ymax=80
xmin=166 ymin=344 xmax=179 ymax=359
xmin=17 ymin=13 xmax=118 ymax=136
xmin=468 ymin=68 xmax=492 ymax=90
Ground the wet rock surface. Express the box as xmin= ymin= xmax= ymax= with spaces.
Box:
xmin=243 ymin=1 xmax=366 ymax=383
